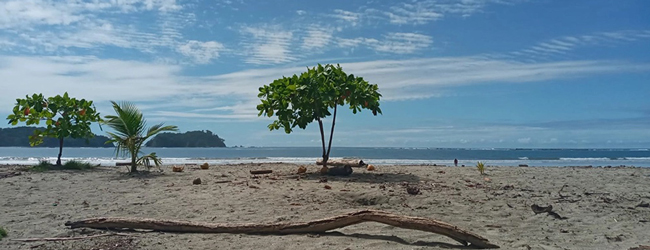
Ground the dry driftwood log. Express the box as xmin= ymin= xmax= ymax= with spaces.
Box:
xmin=250 ymin=170 xmax=273 ymax=175
xmin=65 ymin=209 xmax=499 ymax=248
xmin=316 ymin=159 xmax=366 ymax=167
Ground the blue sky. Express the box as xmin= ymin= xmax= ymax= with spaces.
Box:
xmin=1 ymin=0 xmax=649 ymax=148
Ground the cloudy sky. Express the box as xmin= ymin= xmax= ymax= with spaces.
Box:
xmin=1 ymin=0 xmax=649 ymax=148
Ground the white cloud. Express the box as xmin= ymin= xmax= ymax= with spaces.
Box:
xmin=0 ymin=0 xmax=182 ymax=29
xmin=330 ymin=9 xmax=362 ymax=26
xmin=0 ymin=0 xmax=84 ymax=28
xmin=1 ymin=55 xmax=649 ymax=123
xmin=177 ymin=40 xmax=225 ymax=64
xmin=372 ymin=32 xmax=433 ymax=54
xmin=375 ymin=0 xmax=520 ymax=25
xmin=301 ymin=26 xmax=334 ymax=51
xmin=335 ymin=33 xmax=433 ymax=54
xmin=336 ymin=37 xmax=366 ymax=48
xmin=0 ymin=0 xmax=191 ymax=57
xmin=338 ymin=57 xmax=650 ymax=100
xmin=240 ymin=25 xmax=295 ymax=64
xmin=385 ymin=2 xmax=442 ymax=24
xmin=512 ymin=30 xmax=650 ymax=59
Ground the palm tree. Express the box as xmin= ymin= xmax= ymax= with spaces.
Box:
xmin=104 ymin=101 xmax=178 ymax=172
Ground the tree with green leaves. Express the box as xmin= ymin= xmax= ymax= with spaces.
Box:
xmin=104 ymin=101 xmax=178 ymax=173
xmin=257 ymin=64 xmax=382 ymax=173
xmin=6 ymin=93 xmax=102 ymax=166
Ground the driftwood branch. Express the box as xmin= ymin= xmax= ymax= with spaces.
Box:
xmin=11 ymin=233 xmax=131 ymax=242
xmin=250 ymin=170 xmax=273 ymax=175
xmin=65 ymin=209 xmax=499 ymax=248
xmin=317 ymin=159 xmax=366 ymax=167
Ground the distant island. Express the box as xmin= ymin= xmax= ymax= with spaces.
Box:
xmin=145 ymin=130 xmax=226 ymax=147
xmin=0 ymin=127 xmax=113 ymax=147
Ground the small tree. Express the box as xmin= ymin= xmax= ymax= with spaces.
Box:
xmin=104 ymin=101 xmax=178 ymax=173
xmin=257 ymin=64 xmax=382 ymax=172
xmin=6 ymin=93 xmax=102 ymax=166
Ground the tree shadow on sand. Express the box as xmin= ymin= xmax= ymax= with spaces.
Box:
xmin=297 ymin=171 xmax=420 ymax=184
xmin=103 ymin=169 xmax=174 ymax=181
xmin=317 ymin=231 xmax=476 ymax=249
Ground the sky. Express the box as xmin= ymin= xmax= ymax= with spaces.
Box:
xmin=0 ymin=0 xmax=649 ymax=148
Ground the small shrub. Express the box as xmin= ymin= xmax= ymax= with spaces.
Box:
xmin=0 ymin=226 xmax=7 ymax=240
xmin=30 ymin=160 xmax=52 ymax=172
xmin=476 ymin=161 xmax=486 ymax=175
xmin=62 ymin=160 xmax=96 ymax=170
xmin=29 ymin=160 xmax=96 ymax=171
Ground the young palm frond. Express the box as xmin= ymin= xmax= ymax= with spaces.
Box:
xmin=105 ymin=101 xmax=177 ymax=172
xmin=138 ymin=152 xmax=163 ymax=170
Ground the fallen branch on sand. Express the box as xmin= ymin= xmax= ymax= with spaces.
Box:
xmin=11 ymin=233 xmax=131 ymax=242
xmin=317 ymin=159 xmax=366 ymax=167
xmin=250 ymin=170 xmax=273 ymax=175
xmin=65 ymin=209 xmax=499 ymax=249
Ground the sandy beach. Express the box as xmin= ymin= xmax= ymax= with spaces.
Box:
xmin=1 ymin=163 xmax=649 ymax=250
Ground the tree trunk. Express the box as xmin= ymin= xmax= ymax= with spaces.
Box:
xmin=325 ymin=104 xmax=337 ymax=161
xmin=130 ymin=154 xmax=137 ymax=173
xmin=56 ymin=137 xmax=64 ymax=166
xmin=317 ymin=118 xmax=329 ymax=174
xmin=317 ymin=159 xmax=366 ymax=167
xmin=64 ymin=209 xmax=499 ymax=248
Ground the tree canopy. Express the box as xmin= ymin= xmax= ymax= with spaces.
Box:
xmin=257 ymin=64 xmax=382 ymax=172
xmin=145 ymin=130 xmax=226 ymax=147
xmin=6 ymin=93 xmax=103 ymax=165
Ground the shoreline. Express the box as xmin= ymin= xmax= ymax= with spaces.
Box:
xmin=1 ymin=163 xmax=649 ymax=249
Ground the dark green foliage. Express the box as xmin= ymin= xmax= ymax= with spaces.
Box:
xmin=29 ymin=160 xmax=96 ymax=171
xmin=145 ymin=130 xmax=226 ymax=147
xmin=63 ymin=160 xmax=97 ymax=170
xmin=30 ymin=160 xmax=52 ymax=172
xmin=0 ymin=127 xmax=112 ymax=147
xmin=6 ymin=93 xmax=103 ymax=166
xmin=257 ymin=64 xmax=382 ymax=167
xmin=0 ymin=226 xmax=7 ymax=240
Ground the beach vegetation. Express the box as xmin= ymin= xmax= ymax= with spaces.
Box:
xmin=104 ymin=101 xmax=178 ymax=173
xmin=476 ymin=161 xmax=486 ymax=175
xmin=0 ymin=226 xmax=6 ymax=240
xmin=63 ymin=160 xmax=97 ymax=170
xmin=29 ymin=160 xmax=96 ymax=171
xmin=30 ymin=160 xmax=53 ymax=172
xmin=257 ymin=64 xmax=382 ymax=172
xmin=6 ymin=93 xmax=103 ymax=166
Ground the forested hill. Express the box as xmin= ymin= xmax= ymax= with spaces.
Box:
xmin=0 ymin=127 xmax=113 ymax=147
xmin=145 ymin=130 xmax=226 ymax=147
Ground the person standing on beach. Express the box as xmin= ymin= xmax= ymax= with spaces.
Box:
xmin=454 ymin=158 xmax=458 ymax=167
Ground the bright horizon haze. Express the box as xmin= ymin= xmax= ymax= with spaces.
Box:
xmin=1 ymin=0 xmax=649 ymax=148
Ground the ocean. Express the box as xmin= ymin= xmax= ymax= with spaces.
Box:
xmin=0 ymin=147 xmax=649 ymax=167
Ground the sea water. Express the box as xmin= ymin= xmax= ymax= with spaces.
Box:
xmin=0 ymin=147 xmax=648 ymax=167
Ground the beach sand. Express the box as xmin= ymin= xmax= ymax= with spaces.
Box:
xmin=1 ymin=163 xmax=649 ymax=250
